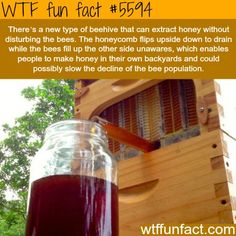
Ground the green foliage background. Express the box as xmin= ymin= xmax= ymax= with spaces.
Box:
xmin=0 ymin=80 xmax=74 ymax=235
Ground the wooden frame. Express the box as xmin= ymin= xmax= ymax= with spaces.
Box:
xmin=75 ymin=79 xmax=236 ymax=235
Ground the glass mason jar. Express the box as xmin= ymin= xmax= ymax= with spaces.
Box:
xmin=26 ymin=119 xmax=118 ymax=236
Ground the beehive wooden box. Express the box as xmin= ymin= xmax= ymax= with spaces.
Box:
xmin=74 ymin=79 xmax=236 ymax=235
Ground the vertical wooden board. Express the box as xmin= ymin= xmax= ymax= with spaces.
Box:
xmin=220 ymin=132 xmax=236 ymax=183
xmin=194 ymin=80 xmax=216 ymax=97
xmin=204 ymin=92 xmax=217 ymax=105
xmin=171 ymin=80 xmax=182 ymax=131
xmin=159 ymin=80 xmax=174 ymax=134
xmin=220 ymin=132 xmax=236 ymax=214
xmin=194 ymin=79 xmax=219 ymax=134
xmin=207 ymin=115 xmax=220 ymax=132
xmin=215 ymin=80 xmax=236 ymax=139
xmin=181 ymin=80 xmax=198 ymax=127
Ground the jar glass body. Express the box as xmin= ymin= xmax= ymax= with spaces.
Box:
xmin=26 ymin=120 xmax=118 ymax=236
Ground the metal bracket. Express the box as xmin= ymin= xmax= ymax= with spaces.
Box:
xmin=90 ymin=116 xmax=111 ymax=125
xmin=197 ymin=97 xmax=209 ymax=125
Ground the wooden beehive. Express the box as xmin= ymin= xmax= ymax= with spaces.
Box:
xmin=74 ymin=79 xmax=236 ymax=235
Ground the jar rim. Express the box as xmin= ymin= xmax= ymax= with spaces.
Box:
xmin=44 ymin=119 xmax=107 ymax=142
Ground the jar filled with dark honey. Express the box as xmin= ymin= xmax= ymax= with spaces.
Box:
xmin=26 ymin=119 xmax=118 ymax=236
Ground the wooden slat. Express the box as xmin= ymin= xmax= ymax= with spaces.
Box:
xmin=182 ymin=80 xmax=198 ymax=127
xmin=159 ymin=80 xmax=174 ymax=134
xmin=171 ymin=80 xmax=182 ymax=131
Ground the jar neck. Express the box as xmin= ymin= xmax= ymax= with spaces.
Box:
xmin=44 ymin=119 xmax=108 ymax=147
